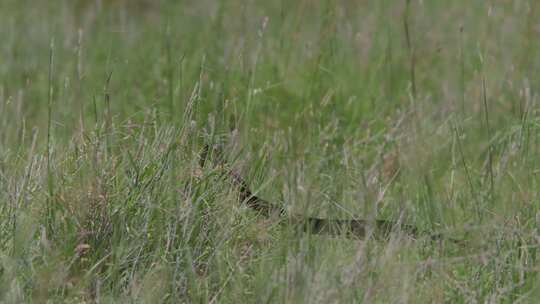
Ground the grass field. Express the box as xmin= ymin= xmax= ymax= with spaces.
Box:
xmin=2 ymin=0 xmax=540 ymax=302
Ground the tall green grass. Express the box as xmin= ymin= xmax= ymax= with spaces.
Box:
xmin=2 ymin=0 xmax=540 ymax=302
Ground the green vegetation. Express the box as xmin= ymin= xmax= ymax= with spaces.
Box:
xmin=2 ymin=0 xmax=540 ymax=302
